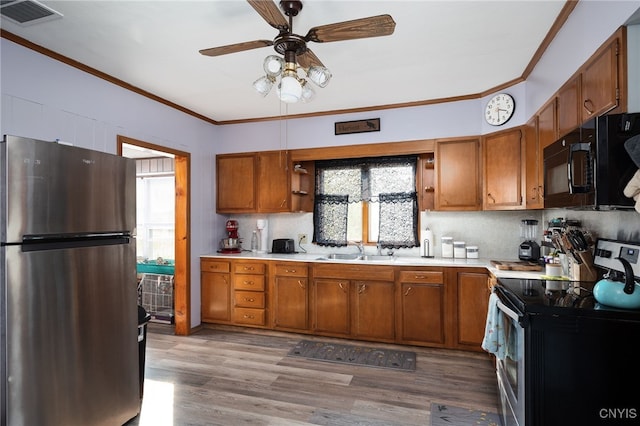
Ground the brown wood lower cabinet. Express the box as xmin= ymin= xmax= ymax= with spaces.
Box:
xmin=312 ymin=278 xmax=350 ymax=335
xmin=452 ymin=268 xmax=490 ymax=351
xmin=200 ymin=258 xmax=490 ymax=352
xmin=200 ymin=259 xmax=231 ymax=323
xmin=352 ymin=280 xmax=395 ymax=341
xmin=397 ymin=269 xmax=445 ymax=346
xmin=272 ymin=262 xmax=309 ymax=331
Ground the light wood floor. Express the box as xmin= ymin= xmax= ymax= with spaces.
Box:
xmin=126 ymin=323 xmax=499 ymax=426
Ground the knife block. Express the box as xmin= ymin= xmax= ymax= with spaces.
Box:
xmin=568 ymin=255 xmax=598 ymax=283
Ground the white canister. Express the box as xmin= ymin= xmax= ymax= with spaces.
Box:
xmin=545 ymin=263 xmax=563 ymax=277
xmin=454 ymin=241 xmax=466 ymax=258
xmin=466 ymin=246 xmax=479 ymax=259
xmin=441 ymin=237 xmax=454 ymax=258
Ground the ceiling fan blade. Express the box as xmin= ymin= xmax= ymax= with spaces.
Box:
xmin=247 ymin=0 xmax=289 ymax=31
xmin=297 ymin=49 xmax=325 ymax=70
xmin=199 ymin=40 xmax=273 ymax=57
xmin=305 ymin=14 xmax=396 ymax=43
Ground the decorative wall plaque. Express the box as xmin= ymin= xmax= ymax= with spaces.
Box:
xmin=335 ymin=118 xmax=380 ymax=135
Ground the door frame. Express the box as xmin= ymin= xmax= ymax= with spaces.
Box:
xmin=117 ymin=135 xmax=191 ymax=336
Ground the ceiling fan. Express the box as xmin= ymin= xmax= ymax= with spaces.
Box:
xmin=199 ymin=0 xmax=396 ymax=103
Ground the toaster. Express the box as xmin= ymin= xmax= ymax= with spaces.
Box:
xmin=271 ymin=238 xmax=296 ymax=253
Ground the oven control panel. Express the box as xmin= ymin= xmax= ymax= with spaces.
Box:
xmin=594 ymin=238 xmax=640 ymax=279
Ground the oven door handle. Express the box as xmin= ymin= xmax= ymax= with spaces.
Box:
xmin=496 ymin=299 xmax=520 ymax=322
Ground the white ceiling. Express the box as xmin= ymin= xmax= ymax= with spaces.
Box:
xmin=1 ymin=1 xmax=575 ymax=123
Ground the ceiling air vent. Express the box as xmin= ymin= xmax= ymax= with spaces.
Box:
xmin=0 ymin=0 xmax=63 ymax=26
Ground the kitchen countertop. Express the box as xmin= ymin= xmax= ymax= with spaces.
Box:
xmin=201 ymin=251 xmax=546 ymax=280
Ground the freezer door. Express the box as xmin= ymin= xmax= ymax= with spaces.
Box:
xmin=2 ymin=135 xmax=136 ymax=242
xmin=3 ymin=241 xmax=140 ymax=426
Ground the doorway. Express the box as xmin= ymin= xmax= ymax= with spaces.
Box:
xmin=118 ymin=135 xmax=191 ymax=336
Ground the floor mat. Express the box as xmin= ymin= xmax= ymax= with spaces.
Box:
xmin=431 ymin=403 xmax=501 ymax=426
xmin=287 ymin=340 xmax=416 ymax=370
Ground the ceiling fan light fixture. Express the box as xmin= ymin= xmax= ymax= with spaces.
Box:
xmin=278 ymin=73 xmax=302 ymax=103
xmin=253 ymin=75 xmax=274 ymax=97
xmin=263 ymin=55 xmax=284 ymax=77
xmin=300 ymin=81 xmax=316 ymax=103
xmin=307 ymin=66 xmax=332 ymax=88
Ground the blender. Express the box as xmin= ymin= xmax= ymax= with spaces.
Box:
xmin=219 ymin=219 xmax=242 ymax=253
xmin=519 ymin=219 xmax=541 ymax=261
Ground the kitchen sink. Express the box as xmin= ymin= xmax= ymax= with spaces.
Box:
xmin=315 ymin=253 xmax=395 ymax=262
xmin=359 ymin=255 xmax=395 ymax=262
xmin=324 ymin=253 xmax=361 ymax=260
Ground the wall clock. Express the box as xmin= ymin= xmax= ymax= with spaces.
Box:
xmin=485 ymin=93 xmax=515 ymax=126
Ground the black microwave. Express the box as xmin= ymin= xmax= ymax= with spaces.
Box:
xmin=543 ymin=112 xmax=640 ymax=209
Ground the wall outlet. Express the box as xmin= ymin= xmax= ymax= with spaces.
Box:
xmin=298 ymin=234 xmax=308 ymax=244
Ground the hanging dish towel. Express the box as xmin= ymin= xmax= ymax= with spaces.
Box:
xmin=481 ymin=291 xmax=506 ymax=360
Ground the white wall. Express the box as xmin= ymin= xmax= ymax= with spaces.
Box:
xmin=2 ymin=1 xmax=640 ymax=327
xmin=1 ymin=38 xmax=218 ymax=329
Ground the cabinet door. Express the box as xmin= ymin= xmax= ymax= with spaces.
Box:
xmin=456 ymin=271 xmax=490 ymax=349
xmin=557 ymin=75 xmax=581 ymax=138
xmin=312 ymin=279 xmax=350 ymax=335
xmin=524 ymin=116 xmax=543 ymax=209
xmin=273 ymin=276 xmax=308 ymax=331
xmin=257 ymin=151 xmax=290 ymax=212
xmin=483 ymin=129 xmax=523 ymax=210
xmin=435 ymin=138 xmax=481 ymax=210
xmin=582 ymin=39 xmax=618 ymax=122
xmin=399 ymin=283 xmax=445 ymax=344
xmin=201 ymin=272 xmax=231 ymax=322
xmin=352 ymin=280 xmax=395 ymax=340
xmin=216 ymin=154 xmax=256 ymax=213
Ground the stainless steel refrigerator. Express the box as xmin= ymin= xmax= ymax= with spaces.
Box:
xmin=1 ymin=135 xmax=140 ymax=425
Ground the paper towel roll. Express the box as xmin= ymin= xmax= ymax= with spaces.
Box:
xmin=421 ymin=228 xmax=434 ymax=257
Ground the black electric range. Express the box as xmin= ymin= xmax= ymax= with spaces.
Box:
xmin=493 ymin=277 xmax=640 ymax=425
xmin=495 ymin=277 xmax=640 ymax=322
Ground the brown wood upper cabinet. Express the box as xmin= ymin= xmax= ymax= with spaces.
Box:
xmin=216 ymin=151 xmax=290 ymax=213
xmin=557 ymin=29 xmax=624 ymax=136
xmin=523 ymin=98 xmax=557 ymax=210
xmin=435 ymin=138 xmax=481 ymax=211
xmin=483 ymin=128 xmax=524 ymax=210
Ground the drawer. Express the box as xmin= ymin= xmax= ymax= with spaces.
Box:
xmin=234 ymin=291 xmax=265 ymax=308
xmin=233 ymin=262 xmax=266 ymax=275
xmin=201 ymin=259 xmax=230 ymax=273
xmin=274 ymin=263 xmax=308 ymax=277
xmin=233 ymin=274 xmax=266 ymax=291
xmin=234 ymin=307 xmax=266 ymax=326
xmin=399 ymin=270 xmax=443 ymax=284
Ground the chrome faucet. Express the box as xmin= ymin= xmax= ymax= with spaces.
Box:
xmin=349 ymin=240 xmax=365 ymax=254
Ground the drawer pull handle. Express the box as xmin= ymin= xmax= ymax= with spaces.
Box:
xmin=244 ymin=297 xmax=255 ymax=302
xmin=244 ymin=281 xmax=254 ymax=285
xmin=414 ymin=275 xmax=425 ymax=279
xmin=285 ymin=269 xmax=296 ymax=273
xmin=243 ymin=314 xmax=254 ymax=319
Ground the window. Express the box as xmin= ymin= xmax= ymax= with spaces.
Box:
xmin=136 ymin=175 xmax=175 ymax=260
xmin=313 ymin=155 xmax=418 ymax=248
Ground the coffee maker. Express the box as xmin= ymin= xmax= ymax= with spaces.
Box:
xmin=519 ymin=219 xmax=541 ymax=261
xmin=219 ymin=219 xmax=242 ymax=253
